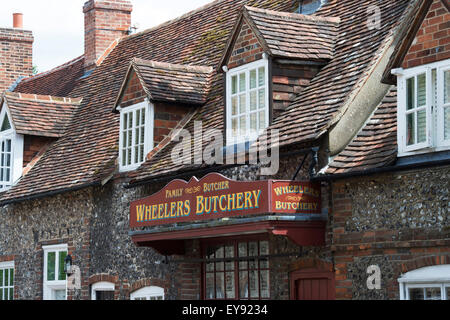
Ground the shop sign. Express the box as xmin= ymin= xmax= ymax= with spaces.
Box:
xmin=130 ymin=173 xmax=321 ymax=228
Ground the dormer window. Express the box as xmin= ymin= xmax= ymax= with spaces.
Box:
xmin=395 ymin=60 xmax=450 ymax=156
xmin=0 ymin=104 xmax=23 ymax=191
xmin=226 ymin=59 xmax=269 ymax=145
xmin=119 ymin=100 xmax=154 ymax=172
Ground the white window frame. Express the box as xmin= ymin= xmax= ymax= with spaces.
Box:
xmin=398 ymin=265 xmax=450 ymax=300
xmin=0 ymin=261 xmax=14 ymax=300
xmin=226 ymin=58 xmax=270 ymax=146
xmin=43 ymin=244 xmax=68 ymax=301
xmin=118 ymin=99 xmax=154 ymax=172
xmin=437 ymin=64 xmax=450 ymax=148
xmin=130 ymin=286 xmax=165 ymax=300
xmin=395 ymin=59 xmax=450 ymax=157
xmin=0 ymin=102 xmax=23 ymax=191
xmin=91 ymin=281 xmax=115 ymax=300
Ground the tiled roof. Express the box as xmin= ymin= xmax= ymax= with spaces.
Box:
xmin=116 ymin=58 xmax=214 ymax=108
xmin=129 ymin=0 xmax=412 ymax=184
xmin=0 ymin=0 xmax=419 ymax=203
xmin=324 ymin=87 xmax=398 ymax=175
xmin=1 ymin=92 xmax=81 ymax=138
xmin=243 ymin=6 xmax=339 ymax=61
xmin=14 ymin=55 xmax=85 ymax=97
xmin=254 ymin=0 xmax=413 ymax=149
xmin=0 ymin=0 xmax=297 ymax=204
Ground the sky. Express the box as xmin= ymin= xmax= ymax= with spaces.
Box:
xmin=0 ymin=0 xmax=213 ymax=73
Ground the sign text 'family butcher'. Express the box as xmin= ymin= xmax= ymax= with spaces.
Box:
xmin=130 ymin=173 xmax=321 ymax=228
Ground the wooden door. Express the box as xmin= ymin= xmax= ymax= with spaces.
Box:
xmin=291 ymin=270 xmax=335 ymax=300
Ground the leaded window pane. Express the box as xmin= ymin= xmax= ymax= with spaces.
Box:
xmin=205 ymin=273 xmax=214 ymax=299
xmin=215 ymin=273 xmax=225 ymax=299
xmin=225 ymin=272 xmax=235 ymax=299
xmin=260 ymin=270 xmax=270 ymax=298
xmin=249 ymin=270 xmax=258 ymax=298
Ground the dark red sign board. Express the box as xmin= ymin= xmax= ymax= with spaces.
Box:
xmin=130 ymin=173 xmax=321 ymax=228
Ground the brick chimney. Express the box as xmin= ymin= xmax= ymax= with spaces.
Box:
xmin=0 ymin=13 xmax=33 ymax=93
xmin=83 ymin=0 xmax=132 ymax=71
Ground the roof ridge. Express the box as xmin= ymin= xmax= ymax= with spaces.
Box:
xmin=5 ymin=91 xmax=82 ymax=105
xmin=244 ymin=5 xmax=340 ymax=24
xmin=123 ymin=0 xmax=228 ymax=41
xmin=132 ymin=58 xmax=214 ymax=73
xmin=19 ymin=55 xmax=85 ymax=84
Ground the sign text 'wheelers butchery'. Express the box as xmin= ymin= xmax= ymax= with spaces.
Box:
xmin=129 ymin=173 xmax=321 ymax=228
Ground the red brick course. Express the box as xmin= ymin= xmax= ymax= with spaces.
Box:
xmin=0 ymin=27 xmax=33 ymax=93
xmin=402 ymin=0 xmax=450 ymax=68
xmin=227 ymin=21 xmax=264 ymax=70
xmin=83 ymin=0 xmax=132 ymax=70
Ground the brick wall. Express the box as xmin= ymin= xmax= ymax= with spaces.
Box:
xmin=22 ymin=136 xmax=54 ymax=168
xmin=402 ymin=0 xmax=450 ymax=69
xmin=153 ymin=102 xmax=190 ymax=146
xmin=0 ymin=27 xmax=33 ymax=93
xmin=175 ymin=240 xmax=202 ymax=300
xmin=272 ymin=63 xmax=320 ymax=116
xmin=83 ymin=0 xmax=132 ymax=70
xmin=227 ymin=21 xmax=264 ymax=70
xmin=331 ymin=166 xmax=450 ymax=300
xmin=120 ymin=71 xmax=146 ymax=108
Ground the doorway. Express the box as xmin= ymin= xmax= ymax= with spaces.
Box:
xmin=290 ymin=269 xmax=335 ymax=300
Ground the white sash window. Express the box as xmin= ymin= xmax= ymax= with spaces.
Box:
xmin=395 ymin=60 xmax=450 ymax=156
xmin=43 ymin=244 xmax=68 ymax=300
xmin=130 ymin=286 xmax=164 ymax=300
xmin=0 ymin=102 xmax=23 ymax=191
xmin=226 ymin=59 xmax=269 ymax=146
xmin=0 ymin=261 xmax=14 ymax=300
xmin=399 ymin=265 xmax=450 ymax=300
xmin=118 ymin=100 xmax=154 ymax=172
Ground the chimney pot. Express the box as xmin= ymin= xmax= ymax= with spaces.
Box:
xmin=13 ymin=13 xmax=23 ymax=29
